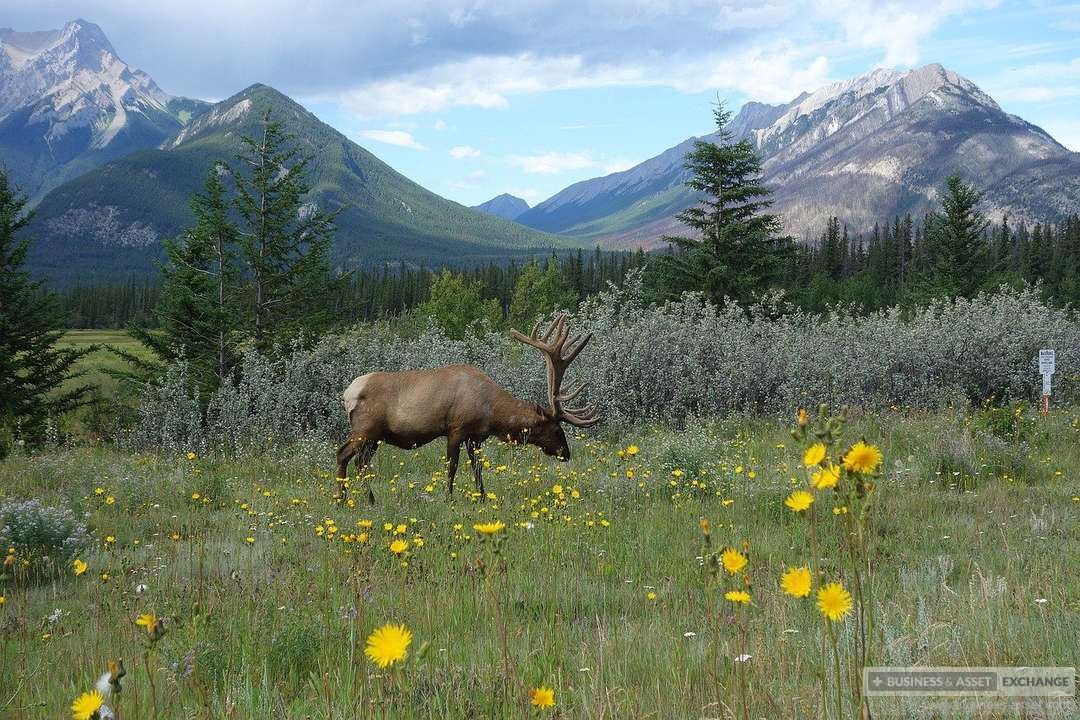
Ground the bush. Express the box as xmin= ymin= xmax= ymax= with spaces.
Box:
xmin=130 ymin=277 xmax=1080 ymax=454
xmin=0 ymin=498 xmax=92 ymax=567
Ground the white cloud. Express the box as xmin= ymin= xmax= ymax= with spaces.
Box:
xmin=985 ymin=58 xmax=1080 ymax=103
xmin=359 ymin=129 xmax=427 ymax=149
xmin=449 ymin=145 xmax=482 ymax=158
xmin=433 ymin=119 xmax=447 ymax=130
xmin=506 ymin=151 xmax=598 ymax=174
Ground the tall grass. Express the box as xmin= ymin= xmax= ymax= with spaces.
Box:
xmin=0 ymin=411 xmax=1076 ymax=718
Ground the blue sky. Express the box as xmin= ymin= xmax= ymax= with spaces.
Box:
xmin=6 ymin=1 xmax=1080 ymax=207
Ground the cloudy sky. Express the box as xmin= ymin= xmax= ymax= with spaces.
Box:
xmin=6 ymin=0 xmax=1080 ymax=206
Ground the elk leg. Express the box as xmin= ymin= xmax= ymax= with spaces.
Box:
xmin=335 ymin=437 xmax=364 ymax=500
xmin=355 ymin=440 xmax=378 ymax=505
xmin=446 ymin=438 xmax=462 ymax=497
xmin=465 ymin=439 xmax=485 ymax=496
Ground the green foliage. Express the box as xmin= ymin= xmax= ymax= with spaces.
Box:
xmin=417 ymin=270 xmax=501 ymax=339
xmin=922 ymin=173 xmax=990 ymax=297
xmin=0 ymin=497 xmax=92 ymax=566
xmin=131 ymin=166 xmax=242 ymax=394
xmin=0 ymin=170 xmax=93 ymax=455
xmin=508 ymin=259 xmax=578 ymax=330
xmin=647 ymin=101 xmax=793 ymax=306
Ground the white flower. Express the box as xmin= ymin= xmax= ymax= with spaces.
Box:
xmin=135 ymin=583 xmax=149 ymax=594
xmin=683 ymin=631 xmax=697 ymax=638
xmin=1034 ymin=598 xmax=1048 ymax=605
xmin=734 ymin=654 xmax=752 ymax=662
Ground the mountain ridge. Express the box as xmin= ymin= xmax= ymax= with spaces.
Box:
xmin=472 ymin=193 xmax=530 ymax=220
xmin=23 ymin=83 xmax=579 ymax=284
xmin=517 ymin=63 xmax=1080 ymax=247
xmin=0 ymin=19 xmax=208 ymax=203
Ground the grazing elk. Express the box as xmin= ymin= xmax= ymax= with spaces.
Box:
xmin=335 ymin=313 xmax=599 ymax=503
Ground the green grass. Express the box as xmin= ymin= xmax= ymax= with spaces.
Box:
xmin=0 ymin=411 xmax=1077 ymax=718
xmin=55 ymin=330 xmax=153 ymax=440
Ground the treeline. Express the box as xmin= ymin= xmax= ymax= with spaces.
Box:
xmin=54 ymin=249 xmax=647 ymax=329
xmin=788 ymin=211 xmax=1080 ymax=311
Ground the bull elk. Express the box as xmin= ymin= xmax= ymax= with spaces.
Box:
xmin=335 ymin=313 xmax=599 ymax=503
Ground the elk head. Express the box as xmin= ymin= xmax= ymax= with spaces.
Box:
xmin=511 ymin=313 xmax=600 ymax=460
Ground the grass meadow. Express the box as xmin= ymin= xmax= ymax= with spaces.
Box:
xmin=1 ymin=408 xmax=1077 ymax=718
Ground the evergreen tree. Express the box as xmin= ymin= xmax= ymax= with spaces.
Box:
xmin=923 ymin=173 xmax=989 ymax=296
xmin=0 ymin=171 xmax=93 ymax=456
xmin=130 ymin=166 xmax=241 ymax=393
xmin=647 ymin=101 xmax=792 ymax=306
xmin=234 ymin=110 xmax=339 ymax=352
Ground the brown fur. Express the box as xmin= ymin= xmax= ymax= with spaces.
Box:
xmin=335 ymin=315 xmax=597 ymax=503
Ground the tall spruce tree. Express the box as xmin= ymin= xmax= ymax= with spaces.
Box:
xmin=130 ymin=165 xmax=241 ymax=393
xmin=923 ymin=173 xmax=990 ymax=297
xmin=234 ymin=110 xmax=339 ymax=352
xmin=0 ymin=170 xmax=92 ymax=456
xmin=647 ymin=101 xmax=792 ymax=306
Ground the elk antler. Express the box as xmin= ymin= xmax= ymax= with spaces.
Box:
xmin=511 ymin=313 xmax=599 ymax=427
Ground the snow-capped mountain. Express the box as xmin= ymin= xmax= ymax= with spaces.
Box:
xmin=0 ymin=19 xmax=205 ymax=203
xmin=517 ymin=64 xmax=1080 ymax=246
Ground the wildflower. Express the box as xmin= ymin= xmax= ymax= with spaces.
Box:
xmin=135 ymin=612 xmax=160 ymax=636
xmin=699 ymin=518 xmax=710 ymax=538
xmin=780 ymin=566 xmax=812 ymax=598
xmin=551 ymin=484 xmax=563 ymax=495
xmin=245 ymin=537 xmax=255 ymax=545
xmin=720 ymin=547 xmax=747 ymax=575
xmin=105 ymin=496 xmax=115 ymax=505
xmin=784 ymin=490 xmax=814 ymax=512
xmin=803 ymin=443 xmax=827 ymax=467
xmin=725 ymin=590 xmax=751 ymax=604
xmin=73 ymin=558 xmax=88 ymax=576
xmin=625 ymin=444 xmax=639 ymax=457
xmin=529 ymin=686 xmax=556 ymax=709
xmin=389 ymin=539 xmax=409 ymax=555
xmin=473 ymin=521 xmax=506 ymax=536
xmin=364 ymin=623 xmax=412 ymax=668
xmin=0 ymin=595 xmax=4 ymax=606
xmin=647 ymin=591 xmax=657 ymax=601
xmin=816 ymin=582 xmax=853 ymax=621
xmin=797 ymin=408 xmax=808 ymax=426
xmin=70 ymin=690 xmax=104 ymax=720
xmin=842 ymin=441 xmax=883 ymax=475
xmin=832 ymin=506 xmax=848 ymax=515
xmin=811 ymin=464 xmax=840 ymax=490
xmin=186 ymin=451 xmax=197 ymax=461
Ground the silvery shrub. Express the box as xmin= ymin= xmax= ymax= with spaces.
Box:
xmin=0 ymin=498 xmax=92 ymax=563
xmin=131 ymin=273 xmax=1079 ymax=454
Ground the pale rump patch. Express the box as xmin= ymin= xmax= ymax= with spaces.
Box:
xmin=342 ymin=374 xmax=372 ymax=416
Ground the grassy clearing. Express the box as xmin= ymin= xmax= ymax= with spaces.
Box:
xmin=0 ymin=410 xmax=1077 ymax=718
xmin=55 ymin=330 xmax=151 ymax=439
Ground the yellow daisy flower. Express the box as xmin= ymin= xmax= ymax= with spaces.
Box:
xmin=784 ymin=490 xmax=814 ymax=512
xmin=529 ymin=685 xmax=556 ymax=709
xmin=803 ymin=443 xmax=826 ymax=467
xmin=811 ymin=464 xmax=840 ymax=490
xmin=720 ymin=547 xmax=747 ymax=575
xmin=817 ymin=582 xmax=853 ymax=621
xmin=73 ymin=558 xmax=88 ymax=576
xmin=842 ymin=441 xmax=883 ymax=475
xmin=780 ymin=566 xmax=812 ymax=598
xmin=364 ymin=623 xmax=412 ymax=668
xmin=389 ymin=539 xmax=409 ymax=555
xmin=473 ymin=521 xmax=506 ymax=536
xmin=725 ymin=590 xmax=751 ymax=604
xmin=70 ymin=690 xmax=104 ymax=720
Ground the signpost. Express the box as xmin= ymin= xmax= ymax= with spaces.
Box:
xmin=1039 ymin=349 xmax=1055 ymax=415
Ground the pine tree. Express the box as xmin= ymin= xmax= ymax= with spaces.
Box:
xmin=234 ymin=110 xmax=339 ymax=353
xmin=647 ymin=101 xmax=792 ymax=306
xmin=923 ymin=173 xmax=990 ymax=296
xmin=0 ymin=170 xmax=93 ymax=456
xmin=508 ymin=260 xmax=578 ymax=329
xmin=129 ymin=166 xmax=241 ymax=393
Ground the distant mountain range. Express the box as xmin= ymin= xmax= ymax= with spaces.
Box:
xmin=473 ymin=193 xmax=530 ymax=220
xmin=1 ymin=20 xmax=575 ymax=284
xmin=517 ymin=64 xmax=1080 ymax=247
xmin=0 ymin=20 xmax=207 ymax=205
xmin=4 ymin=21 xmax=1078 ymax=283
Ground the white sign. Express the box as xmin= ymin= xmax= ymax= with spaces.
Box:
xmin=1043 ymin=373 xmax=1052 ymax=396
xmin=1039 ymin=349 xmax=1055 ymax=375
